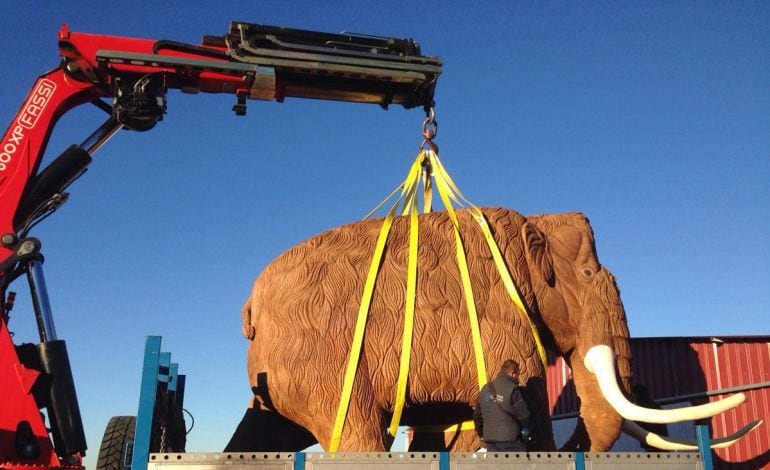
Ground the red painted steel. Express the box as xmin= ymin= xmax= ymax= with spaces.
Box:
xmin=1 ymin=23 xmax=439 ymax=469
xmin=0 ymin=317 xmax=60 ymax=467
xmin=546 ymin=336 xmax=770 ymax=469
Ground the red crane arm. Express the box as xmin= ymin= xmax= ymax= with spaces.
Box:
xmin=0 ymin=22 xmax=441 ymax=267
xmin=0 ymin=23 xmax=440 ymax=467
xmin=1 ymin=25 xmax=265 ymax=252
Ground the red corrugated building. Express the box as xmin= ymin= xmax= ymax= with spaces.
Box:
xmin=548 ymin=336 xmax=770 ymax=469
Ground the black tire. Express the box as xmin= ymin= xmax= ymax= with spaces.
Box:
xmin=96 ymin=416 xmax=136 ymax=470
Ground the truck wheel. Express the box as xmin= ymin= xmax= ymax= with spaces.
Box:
xmin=96 ymin=416 xmax=136 ymax=470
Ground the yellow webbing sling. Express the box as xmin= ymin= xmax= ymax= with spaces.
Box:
xmin=329 ymin=154 xmax=424 ymax=452
xmin=429 ymin=152 xmax=548 ymax=369
xmin=329 ymin=149 xmax=547 ymax=451
xmin=388 ymin=168 xmax=421 ymax=438
xmin=430 ymin=153 xmax=489 ymax=390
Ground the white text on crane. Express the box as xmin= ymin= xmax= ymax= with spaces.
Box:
xmin=0 ymin=79 xmax=56 ymax=171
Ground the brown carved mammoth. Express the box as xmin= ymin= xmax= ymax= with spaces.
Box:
xmin=226 ymin=208 xmax=753 ymax=453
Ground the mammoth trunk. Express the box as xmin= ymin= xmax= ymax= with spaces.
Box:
xmin=563 ymin=345 xmax=630 ymax=451
xmin=563 ymin=271 xmax=632 ymax=451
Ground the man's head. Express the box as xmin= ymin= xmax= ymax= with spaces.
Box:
xmin=501 ymin=359 xmax=521 ymax=380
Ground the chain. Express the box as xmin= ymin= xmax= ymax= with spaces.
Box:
xmin=159 ymin=425 xmax=167 ymax=453
xmin=419 ymin=107 xmax=438 ymax=155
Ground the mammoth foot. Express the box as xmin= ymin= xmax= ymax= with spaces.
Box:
xmin=224 ymin=406 xmax=317 ymax=452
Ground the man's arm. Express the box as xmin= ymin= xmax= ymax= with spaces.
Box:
xmin=511 ymin=388 xmax=532 ymax=429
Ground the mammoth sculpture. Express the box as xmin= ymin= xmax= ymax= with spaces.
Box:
xmin=225 ymin=208 xmax=754 ymax=452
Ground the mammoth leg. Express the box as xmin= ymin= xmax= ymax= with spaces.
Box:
xmin=224 ymin=404 xmax=317 ymax=452
xmin=315 ymin=392 xmax=389 ymax=452
xmin=226 ymin=374 xmax=317 ymax=452
xmin=560 ymin=417 xmax=590 ymax=451
xmin=333 ymin=418 xmax=389 ymax=452
xmin=296 ymin=367 xmax=388 ymax=452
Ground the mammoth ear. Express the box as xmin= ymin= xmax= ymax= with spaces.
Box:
xmin=523 ymin=222 xmax=555 ymax=286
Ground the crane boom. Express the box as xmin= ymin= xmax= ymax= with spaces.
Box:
xmin=1 ymin=21 xmax=441 ymax=266
xmin=0 ymin=21 xmax=440 ymax=468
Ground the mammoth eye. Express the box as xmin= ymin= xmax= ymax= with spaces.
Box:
xmin=580 ymin=267 xmax=595 ymax=278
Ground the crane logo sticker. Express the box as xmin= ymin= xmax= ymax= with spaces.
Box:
xmin=1 ymin=79 xmax=56 ymax=171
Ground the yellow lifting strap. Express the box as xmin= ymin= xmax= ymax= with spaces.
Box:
xmin=428 ymin=152 xmax=548 ymax=369
xmin=431 ymin=154 xmax=489 ymax=390
xmin=330 ymin=149 xmax=547 ymax=451
xmin=330 ymin=154 xmax=424 ymax=452
xmin=388 ymin=170 xmax=421 ymax=437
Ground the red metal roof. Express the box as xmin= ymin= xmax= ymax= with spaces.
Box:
xmin=546 ymin=336 xmax=770 ymax=469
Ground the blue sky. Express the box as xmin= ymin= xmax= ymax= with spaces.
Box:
xmin=2 ymin=1 xmax=768 ymax=467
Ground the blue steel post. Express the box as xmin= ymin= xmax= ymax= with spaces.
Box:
xmin=158 ymin=352 xmax=171 ymax=382
xmin=439 ymin=451 xmax=449 ymax=470
xmin=574 ymin=452 xmax=585 ymax=470
xmin=168 ymin=363 xmax=179 ymax=392
xmin=132 ymin=336 xmax=162 ymax=470
xmin=696 ymin=424 xmax=714 ymax=470
xmin=293 ymin=452 xmax=305 ymax=470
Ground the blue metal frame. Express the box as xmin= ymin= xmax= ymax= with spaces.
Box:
xmin=286 ymin=451 xmax=694 ymax=469
xmin=132 ymin=336 xmax=161 ymax=470
xmin=574 ymin=451 xmax=585 ymax=470
xmin=125 ymin=337 xmax=708 ymax=470
xmin=696 ymin=424 xmax=714 ymax=470
xmin=131 ymin=336 xmax=184 ymax=470
xmin=168 ymin=363 xmax=179 ymax=392
xmin=439 ymin=451 xmax=449 ymax=470
xmin=293 ymin=451 xmax=305 ymax=470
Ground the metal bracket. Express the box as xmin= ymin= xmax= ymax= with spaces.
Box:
xmin=133 ymin=336 xmax=186 ymax=470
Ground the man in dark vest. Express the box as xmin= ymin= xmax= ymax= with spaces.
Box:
xmin=473 ymin=359 xmax=532 ymax=451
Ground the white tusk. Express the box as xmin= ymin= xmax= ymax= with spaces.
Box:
xmin=622 ymin=419 xmax=763 ymax=450
xmin=584 ymin=345 xmax=745 ymax=423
